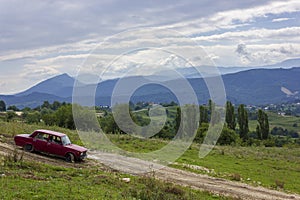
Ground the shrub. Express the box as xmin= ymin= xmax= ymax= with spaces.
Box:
xmin=275 ymin=180 xmax=285 ymax=189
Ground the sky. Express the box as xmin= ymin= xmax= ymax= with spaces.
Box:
xmin=0 ymin=0 xmax=300 ymax=94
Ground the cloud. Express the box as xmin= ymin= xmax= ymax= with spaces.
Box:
xmin=274 ymin=45 xmax=297 ymax=55
xmin=21 ymin=65 xmax=60 ymax=81
xmin=235 ymin=43 xmax=253 ymax=64
xmin=194 ymin=27 xmax=300 ymax=43
xmin=0 ymin=0 xmax=300 ymax=93
xmin=272 ymin=17 xmax=295 ymax=22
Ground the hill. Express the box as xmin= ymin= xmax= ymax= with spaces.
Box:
xmin=1 ymin=67 xmax=300 ymax=108
xmin=16 ymin=73 xmax=75 ymax=98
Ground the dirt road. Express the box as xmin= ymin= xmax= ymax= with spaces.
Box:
xmin=1 ymin=141 xmax=299 ymax=200
xmin=88 ymin=151 xmax=300 ymax=200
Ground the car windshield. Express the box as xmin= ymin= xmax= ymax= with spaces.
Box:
xmin=61 ymin=135 xmax=71 ymax=146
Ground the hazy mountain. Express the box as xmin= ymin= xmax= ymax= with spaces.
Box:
xmin=16 ymin=73 xmax=75 ymax=98
xmin=223 ymin=67 xmax=300 ymax=105
xmin=0 ymin=92 xmax=70 ymax=109
xmin=1 ymin=60 xmax=300 ymax=108
xmin=90 ymin=67 xmax=300 ymax=106
xmin=261 ymin=58 xmax=300 ymax=68
xmin=161 ymin=58 xmax=300 ymax=79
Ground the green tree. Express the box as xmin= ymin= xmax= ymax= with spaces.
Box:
xmin=195 ymin=123 xmax=209 ymax=143
xmin=51 ymin=101 xmax=61 ymax=110
xmin=22 ymin=107 xmax=31 ymax=112
xmin=0 ymin=100 xmax=6 ymax=111
xmin=217 ymin=127 xmax=238 ymax=145
xmin=113 ymin=104 xmax=137 ymax=134
xmin=175 ymin=107 xmax=181 ymax=132
xmin=208 ymin=99 xmax=214 ymax=122
xmin=73 ymin=104 xmax=100 ymax=131
xmin=54 ymin=104 xmax=75 ymax=129
xmin=25 ymin=111 xmax=41 ymax=124
xmin=99 ymin=113 xmax=120 ymax=134
xmin=237 ymin=104 xmax=249 ymax=141
xmin=181 ymin=104 xmax=199 ymax=140
xmin=225 ymin=101 xmax=236 ymax=130
xmin=6 ymin=111 xmax=17 ymax=122
xmin=41 ymin=101 xmax=50 ymax=109
xmin=7 ymin=105 xmax=19 ymax=111
xmin=42 ymin=113 xmax=56 ymax=126
xmin=257 ymin=109 xmax=269 ymax=140
xmin=199 ymin=105 xmax=208 ymax=124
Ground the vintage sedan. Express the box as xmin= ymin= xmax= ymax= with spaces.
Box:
xmin=14 ymin=129 xmax=87 ymax=162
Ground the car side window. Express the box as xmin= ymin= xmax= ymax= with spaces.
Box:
xmin=54 ymin=136 xmax=62 ymax=145
xmin=35 ymin=132 xmax=48 ymax=141
xmin=49 ymin=135 xmax=62 ymax=145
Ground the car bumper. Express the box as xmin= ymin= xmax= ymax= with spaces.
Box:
xmin=80 ymin=152 xmax=87 ymax=160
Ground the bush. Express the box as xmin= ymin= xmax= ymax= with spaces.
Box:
xmin=263 ymin=138 xmax=275 ymax=147
xmin=217 ymin=127 xmax=238 ymax=145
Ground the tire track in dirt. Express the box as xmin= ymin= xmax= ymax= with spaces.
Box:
xmin=89 ymin=151 xmax=300 ymax=200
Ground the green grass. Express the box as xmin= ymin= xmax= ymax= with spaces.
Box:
xmin=0 ymin=121 xmax=82 ymax=145
xmin=174 ymin=145 xmax=300 ymax=194
xmin=1 ymin=121 xmax=300 ymax=196
xmin=104 ymin=133 xmax=300 ymax=194
xmin=249 ymin=112 xmax=300 ymax=133
xmin=99 ymin=134 xmax=300 ymax=194
xmin=107 ymin=134 xmax=168 ymax=153
xmin=0 ymin=155 xmax=229 ymax=200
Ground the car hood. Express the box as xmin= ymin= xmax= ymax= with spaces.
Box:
xmin=15 ymin=134 xmax=30 ymax=138
xmin=65 ymin=144 xmax=87 ymax=152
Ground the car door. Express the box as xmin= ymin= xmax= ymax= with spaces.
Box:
xmin=32 ymin=132 xmax=48 ymax=152
xmin=46 ymin=135 xmax=63 ymax=156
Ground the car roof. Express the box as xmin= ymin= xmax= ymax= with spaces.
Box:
xmin=34 ymin=129 xmax=66 ymax=137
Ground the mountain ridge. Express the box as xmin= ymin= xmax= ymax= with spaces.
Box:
xmin=1 ymin=64 xmax=300 ymax=108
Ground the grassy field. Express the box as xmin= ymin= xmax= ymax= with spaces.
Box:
xmin=249 ymin=111 xmax=300 ymax=133
xmin=1 ymin=121 xmax=300 ymax=196
xmin=0 ymin=156 xmax=227 ymax=200
xmin=0 ymin=121 xmax=231 ymax=200
xmin=108 ymin=134 xmax=300 ymax=194
xmin=175 ymin=145 xmax=300 ymax=194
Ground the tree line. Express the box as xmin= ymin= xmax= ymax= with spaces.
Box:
xmin=1 ymin=99 xmax=299 ymax=147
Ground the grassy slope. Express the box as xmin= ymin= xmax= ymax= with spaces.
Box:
xmin=175 ymin=145 xmax=300 ymax=194
xmin=0 ymin=121 xmax=229 ymax=200
xmin=0 ymin=159 xmax=226 ymax=200
xmin=249 ymin=112 xmax=300 ymax=133
xmin=109 ymin=134 xmax=300 ymax=194
xmin=1 ymin=121 xmax=300 ymax=195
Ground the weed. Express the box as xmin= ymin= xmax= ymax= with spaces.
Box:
xmin=4 ymin=147 xmax=23 ymax=166
xmin=230 ymin=173 xmax=241 ymax=181
xmin=275 ymin=180 xmax=285 ymax=189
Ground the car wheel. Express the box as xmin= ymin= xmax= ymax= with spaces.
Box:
xmin=65 ymin=153 xmax=75 ymax=163
xmin=24 ymin=144 xmax=34 ymax=152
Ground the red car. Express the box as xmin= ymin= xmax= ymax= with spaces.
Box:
xmin=14 ymin=129 xmax=87 ymax=162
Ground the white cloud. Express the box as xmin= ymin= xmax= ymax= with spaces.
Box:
xmin=162 ymin=0 xmax=300 ymax=36
xmin=194 ymin=27 xmax=300 ymax=43
xmin=0 ymin=0 xmax=300 ymax=93
xmin=272 ymin=17 xmax=295 ymax=22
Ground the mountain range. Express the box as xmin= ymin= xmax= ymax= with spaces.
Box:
xmin=1 ymin=59 xmax=300 ymax=108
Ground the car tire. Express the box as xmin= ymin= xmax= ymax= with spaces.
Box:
xmin=24 ymin=144 xmax=34 ymax=152
xmin=65 ymin=153 xmax=75 ymax=163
